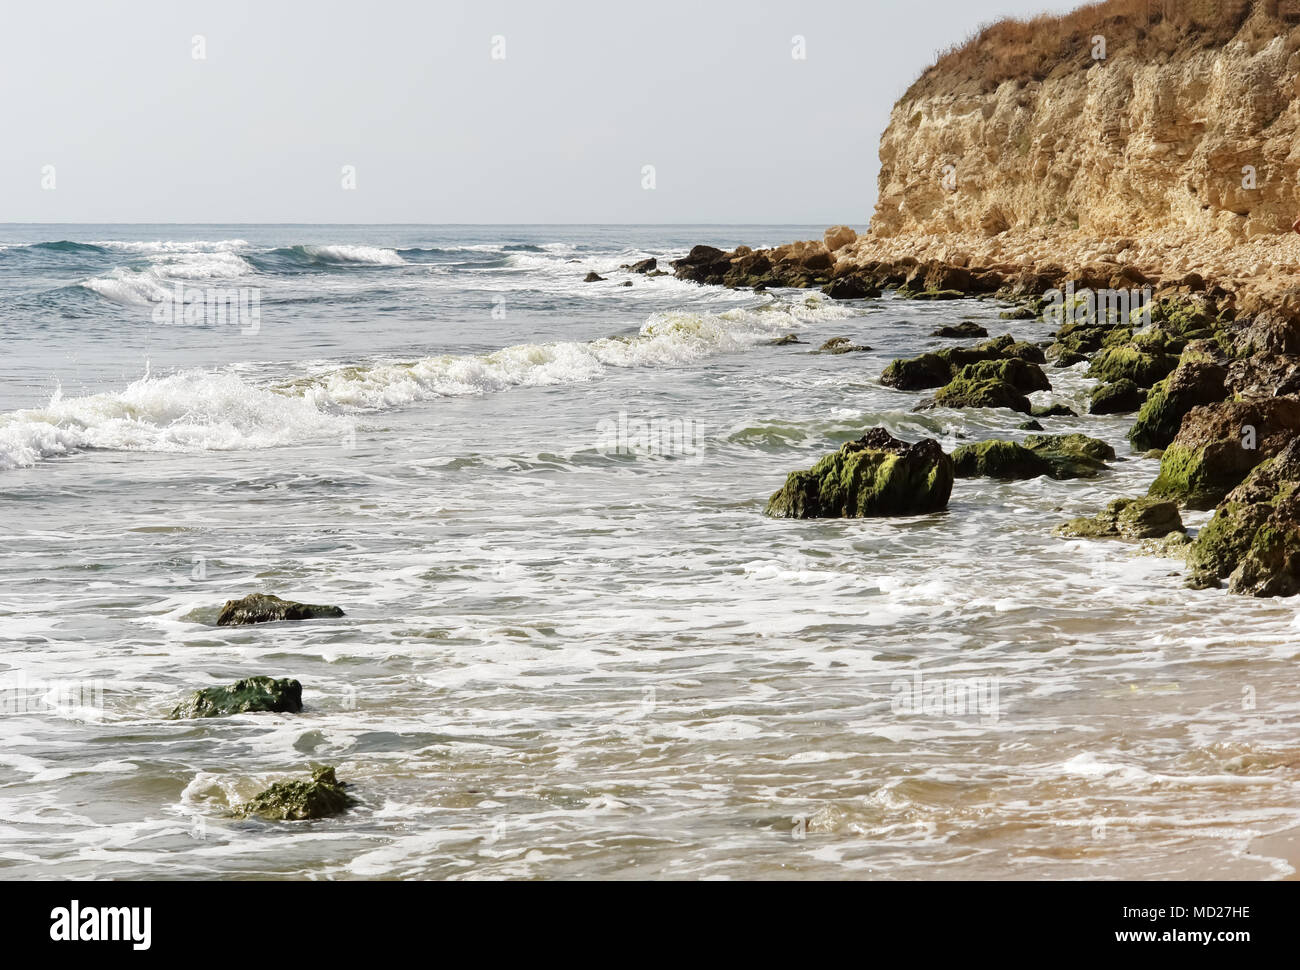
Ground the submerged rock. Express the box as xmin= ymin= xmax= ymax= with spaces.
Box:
xmin=624 ymin=257 xmax=657 ymax=274
xmin=764 ymin=428 xmax=953 ymax=519
xmin=931 ymin=322 xmax=988 ymax=338
xmin=818 ymin=336 xmax=871 ymax=354
xmin=216 ymin=593 xmax=345 ymax=627
xmin=1056 ymin=497 xmax=1185 ymax=540
xmin=1148 ymin=398 xmax=1300 ymax=510
xmin=170 ymin=676 xmax=303 ymax=719
xmin=1031 ymin=403 xmax=1078 ymax=418
xmin=237 ymin=766 xmax=356 ymax=821
xmin=583 ymin=271 xmax=605 ymax=282
xmin=769 ymin=333 xmax=802 ymax=346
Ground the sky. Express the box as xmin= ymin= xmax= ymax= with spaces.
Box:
xmin=0 ymin=0 xmax=1082 ymax=225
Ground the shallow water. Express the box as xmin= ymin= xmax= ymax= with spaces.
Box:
xmin=2 ymin=225 xmax=1298 ymax=880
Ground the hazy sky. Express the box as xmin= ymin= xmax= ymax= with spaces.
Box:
xmin=1 ymin=0 xmax=1081 ymax=224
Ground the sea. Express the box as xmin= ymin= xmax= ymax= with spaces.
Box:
xmin=1 ymin=224 xmax=1298 ymax=879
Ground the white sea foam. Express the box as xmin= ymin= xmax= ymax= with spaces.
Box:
xmin=0 ymin=297 xmax=850 ymax=468
xmin=89 ymin=239 xmax=251 ymax=253
xmin=302 ymin=244 xmax=406 ymax=266
xmin=78 ymin=252 xmax=254 ymax=305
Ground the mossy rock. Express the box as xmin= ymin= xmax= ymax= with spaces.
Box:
xmin=1127 ymin=360 xmax=1228 ymax=451
xmin=931 ymin=322 xmax=988 ymax=338
xmin=953 ymin=434 xmax=1112 ymax=481
xmin=1031 ymin=403 xmax=1078 ymax=418
xmin=928 ymin=377 xmax=1032 ymax=414
xmin=1086 ymin=345 xmax=1178 ymax=387
xmin=955 ymin=358 xmax=1051 ymax=394
xmin=952 ymin=441 xmax=1052 ymax=480
xmin=1186 ymin=500 xmax=1270 ymax=579
xmin=1023 ymin=433 xmax=1115 ymax=462
xmin=237 ymin=766 xmax=356 ymax=821
xmin=1055 ymin=497 xmax=1184 ymax=541
xmin=216 ymin=593 xmax=345 ymax=627
xmin=1089 ymin=379 xmax=1146 ymax=414
xmin=879 ymin=352 xmax=952 ymax=390
xmin=1005 ymin=340 xmax=1048 ymax=364
xmin=170 ymin=676 xmax=303 ymax=719
xmin=764 ymin=428 xmax=953 ymax=518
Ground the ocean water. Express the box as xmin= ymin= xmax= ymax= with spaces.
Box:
xmin=1 ymin=224 xmax=1298 ymax=880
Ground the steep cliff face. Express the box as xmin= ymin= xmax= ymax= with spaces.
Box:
xmin=871 ymin=1 xmax=1300 ymax=242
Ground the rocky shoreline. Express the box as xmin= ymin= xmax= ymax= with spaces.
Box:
xmin=670 ymin=225 xmax=1300 ymax=600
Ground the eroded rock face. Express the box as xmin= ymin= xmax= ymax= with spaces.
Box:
xmin=170 ymin=676 xmax=303 ymax=719
xmin=237 ymin=766 xmax=356 ymax=821
xmin=764 ymin=428 xmax=953 ymax=519
xmin=870 ymin=4 xmax=1298 ymax=242
xmin=1147 ymin=398 xmax=1300 ymax=510
xmin=824 ymin=225 xmax=858 ymax=252
xmin=1185 ymin=438 xmax=1300 ymax=596
xmin=216 ymin=594 xmax=345 ymax=627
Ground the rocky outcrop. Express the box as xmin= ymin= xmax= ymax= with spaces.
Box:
xmin=170 ymin=676 xmax=303 ymax=719
xmin=216 ymin=594 xmax=345 ymax=627
xmin=1128 ymin=357 xmax=1229 ymax=450
xmin=765 ymin=428 xmax=953 ymax=518
xmin=1185 ymin=437 xmax=1300 ymax=595
xmin=237 ymin=766 xmax=356 ymax=821
xmin=1147 ymin=397 xmax=1300 ymax=509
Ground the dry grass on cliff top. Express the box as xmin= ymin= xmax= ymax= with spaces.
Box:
xmin=909 ymin=0 xmax=1269 ymax=98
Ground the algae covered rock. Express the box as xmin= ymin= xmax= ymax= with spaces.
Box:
xmin=931 ymin=322 xmax=988 ymax=338
xmin=764 ymin=428 xmax=953 ymax=519
xmin=953 ymin=434 xmax=1114 ymax=480
xmin=954 ymin=358 xmax=1051 ymax=394
xmin=1185 ymin=438 xmax=1300 ymax=596
xmin=1090 ymin=379 xmax=1146 ymax=414
xmin=1055 ymin=497 xmax=1185 ymax=541
xmin=170 ymin=676 xmax=303 ymax=719
xmin=1086 ymin=343 xmax=1178 ymax=387
xmin=1127 ymin=359 xmax=1228 ymax=451
xmin=926 ymin=377 xmax=1032 ymax=413
xmin=217 ymin=593 xmax=345 ymax=627
xmin=1147 ymin=398 xmax=1300 ymax=510
xmin=880 ymin=352 xmax=952 ymax=390
xmin=819 ymin=336 xmax=871 ymax=354
xmin=238 ymin=766 xmax=356 ymax=821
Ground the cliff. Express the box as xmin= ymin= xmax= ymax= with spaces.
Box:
xmin=871 ymin=0 xmax=1300 ymax=241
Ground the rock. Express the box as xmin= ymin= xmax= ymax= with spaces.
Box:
xmin=1004 ymin=340 xmax=1048 ymax=364
xmin=583 ymin=271 xmax=605 ymax=282
xmin=954 ymin=358 xmax=1051 ymax=394
xmin=822 ymin=275 xmax=881 ymax=299
xmin=1031 ymin=403 xmax=1078 ymax=418
xmin=170 ymin=676 xmax=303 ymax=719
xmin=931 ymin=322 xmax=988 ymax=338
xmin=626 ymin=257 xmax=656 ymax=274
xmin=1184 ymin=438 xmax=1300 ymax=596
xmin=924 ymin=377 xmax=1033 ymax=414
xmin=824 ymin=225 xmax=858 ymax=252
xmin=1051 ymin=349 xmax=1089 ymax=367
xmin=955 ymin=434 xmax=1113 ymax=480
xmin=672 ymin=245 xmax=732 ymax=284
xmin=880 ymin=352 xmax=953 ymax=390
xmin=818 ymin=336 xmax=871 ymax=353
xmin=216 ymin=593 xmax=345 ymax=627
xmin=237 ymin=766 xmax=356 ymax=821
xmin=769 ymin=334 xmax=802 ymax=346
xmin=1018 ymin=419 xmax=1045 ymax=431
xmin=1128 ymin=359 xmax=1229 ymax=451
xmin=1087 ymin=343 xmax=1179 ymax=386
xmin=1023 ymin=433 xmax=1116 ymax=462
xmin=1090 ymin=379 xmax=1146 ymax=414
xmin=621 ymin=280 xmax=633 ymax=286
xmin=1148 ymin=398 xmax=1300 ymax=510
xmin=764 ymin=428 xmax=954 ymax=519
xmin=1055 ymin=497 xmax=1185 ymax=540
